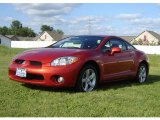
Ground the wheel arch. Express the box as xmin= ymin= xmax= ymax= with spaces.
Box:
xmin=80 ymin=60 xmax=101 ymax=83
xmin=139 ymin=60 xmax=149 ymax=75
xmin=74 ymin=60 xmax=101 ymax=91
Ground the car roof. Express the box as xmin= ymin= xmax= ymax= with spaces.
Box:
xmin=72 ymin=35 xmax=108 ymax=38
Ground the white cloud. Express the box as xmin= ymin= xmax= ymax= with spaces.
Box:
xmin=13 ymin=3 xmax=79 ymax=17
xmin=9 ymin=4 xmax=160 ymax=36
xmin=157 ymin=3 xmax=160 ymax=6
xmin=68 ymin=23 xmax=114 ymax=35
xmin=130 ymin=18 xmax=160 ymax=28
xmin=26 ymin=16 xmax=66 ymax=26
xmin=116 ymin=13 xmax=160 ymax=31
xmin=114 ymin=27 xmax=146 ymax=36
xmin=116 ymin=13 xmax=141 ymax=20
xmin=61 ymin=16 xmax=111 ymax=35
xmin=12 ymin=3 xmax=79 ymax=33
xmin=2 ymin=16 xmax=15 ymax=22
xmin=0 ymin=16 xmax=15 ymax=27
xmin=22 ymin=15 xmax=67 ymax=33
xmin=24 ymin=15 xmax=110 ymax=35
xmin=91 ymin=25 xmax=113 ymax=35
xmin=69 ymin=16 xmax=108 ymax=24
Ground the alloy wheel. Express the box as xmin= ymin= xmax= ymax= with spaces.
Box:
xmin=138 ymin=65 xmax=147 ymax=83
xmin=81 ymin=69 xmax=96 ymax=92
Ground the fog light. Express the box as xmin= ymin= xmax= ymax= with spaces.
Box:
xmin=57 ymin=77 xmax=64 ymax=83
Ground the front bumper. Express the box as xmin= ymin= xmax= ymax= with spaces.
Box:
xmin=8 ymin=62 xmax=82 ymax=87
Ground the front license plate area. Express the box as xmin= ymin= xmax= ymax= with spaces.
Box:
xmin=16 ymin=68 xmax=27 ymax=78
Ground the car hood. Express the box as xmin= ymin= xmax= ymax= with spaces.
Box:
xmin=16 ymin=48 xmax=88 ymax=63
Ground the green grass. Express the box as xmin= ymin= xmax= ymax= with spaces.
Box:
xmin=0 ymin=45 xmax=160 ymax=117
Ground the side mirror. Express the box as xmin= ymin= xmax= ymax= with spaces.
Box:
xmin=111 ymin=47 xmax=121 ymax=55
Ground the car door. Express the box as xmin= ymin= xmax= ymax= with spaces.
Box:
xmin=102 ymin=38 xmax=134 ymax=80
xmin=102 ymin=40 xmax=119 ymax=80
xmin=124 ymin=42 xmax=137 ymax=74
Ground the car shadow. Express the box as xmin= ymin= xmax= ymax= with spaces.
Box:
xmin=22 ymin=84 xmax=76 ymax=93
xmin=97 ymin=74 xmax=160 ymax=91
xmin=22 ymin=74 xmax=160 ymax=93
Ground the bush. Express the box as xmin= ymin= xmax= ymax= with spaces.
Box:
xmin=131 ymin=39 xmax=138 ymax=45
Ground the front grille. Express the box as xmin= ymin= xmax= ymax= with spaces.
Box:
xmin=15 ymin=59 xmax=25 ymax=64
xmin=10 ymin=70 xmax=44 ymax=81
xmin=26 ymin=73 xmax=44 ymax=80
xmin=30 ymin=61 xmax=42 ymax=66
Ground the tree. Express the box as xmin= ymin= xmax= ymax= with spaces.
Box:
xmin=0 ymin=26 xmax=12 ymax=35
xmin=56 ymin=29 xmax=64 ymax=35
xmin=11 ymin=20 xmax=22 ymax=29
xmin=40 ymin=25 xmax=64 ymax=35
xmin=11 ymin=20 xmax=36 ymax=37
xmin=0 ymin=26 xmax=7 ymax=35
xmin=20 ymin=27 xmax=36 ymax=37
xmin=0 ymin=20 xmax=36 ymax=37
xmin=40 ymin=25 xmax=54 ymax=33
xmin=10 ymin=20 xmax=22 ymax=35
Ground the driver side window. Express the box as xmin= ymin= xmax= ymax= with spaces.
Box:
xmin=102 ymin=38 xmax=127 ymax=52
xmin=110 ymin=39 xmax=127 ymax=51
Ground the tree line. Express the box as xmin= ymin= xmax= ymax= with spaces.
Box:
xmin=0 ymin=20 xmax=64 ymax=37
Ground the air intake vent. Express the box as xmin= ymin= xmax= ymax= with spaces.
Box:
xmin=26 ymin=73 xmax=44 ymax=80
xmin=30 ymin=61 xmax=42 ymax=66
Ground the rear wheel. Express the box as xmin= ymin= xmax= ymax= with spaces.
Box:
xmin=75 ymin=65 xmax=98 ymax=92
xmin=136 ymin=63 xmax=148 ymax=83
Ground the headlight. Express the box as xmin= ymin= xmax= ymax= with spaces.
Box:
xmin=51 ymin=56 xmax=78 ymax=66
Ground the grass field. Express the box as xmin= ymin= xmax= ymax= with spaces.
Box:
xmin=0 ymin=45 xmax=160 ymax=117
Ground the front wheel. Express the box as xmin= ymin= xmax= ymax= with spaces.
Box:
xmin=75 ymin=65 xmax=98 ymax=92
xmin=136 ymin=63 xmax=148 ymax=83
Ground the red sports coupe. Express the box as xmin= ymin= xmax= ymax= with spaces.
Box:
xmin=8 ymin=35 xmax=149 ymax=92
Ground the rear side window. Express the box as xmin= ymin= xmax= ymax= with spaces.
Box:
xmin=126 ymin=42 xmax=135 ymax=50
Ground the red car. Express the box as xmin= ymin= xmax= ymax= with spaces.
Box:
xmin=8 ymin=35 xmax=149 ymax=92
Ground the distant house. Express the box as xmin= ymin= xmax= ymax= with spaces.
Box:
xmin=36 ymin=31 xmax=63 ymax=41
xmin=131 ymin=30 xmax=160 ymax=45
xmin=0 ymin=35 xmax=36 ymax=47
xmin=119 ymin=36 xmax=136 ymax=43
xmin=5 ymin=35 xmax=19 ymax=41
xmin=5 ymin=35 xmax=35 ymax=41
xmin=17 ymin=37 xmax=34 ymax=41
xmin=0 ymin=35 xmax=11 ymax=47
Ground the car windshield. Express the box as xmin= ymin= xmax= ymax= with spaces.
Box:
xmin=49 ymin=36 xmax=105 ymax=49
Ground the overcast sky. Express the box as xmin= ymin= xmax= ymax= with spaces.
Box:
xmin=0 ymin=3 xmax=160 ymax=35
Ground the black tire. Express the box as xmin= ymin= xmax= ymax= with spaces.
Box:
xmin=136 ymin=63 xmax=148 ymax=83
xmin=75 ymin=65 xmax=98 ymax=92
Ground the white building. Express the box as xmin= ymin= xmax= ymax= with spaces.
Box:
xmin=131 ymin=30 xmax=160 ymax=45
xmin=0 ymin=32 xmax=60 ymax=48
xmin=0 ymin=35 xmax=11 ymax=47
xmin=36 ymin=31 xmax=63 ymax=41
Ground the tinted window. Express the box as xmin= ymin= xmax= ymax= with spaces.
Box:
xmin=126 ymin=42 xmax=135 ymax=50
xmin=50 ymin=36 xmax=104 ymax=49
xmin=102 ymin=41 xmax=111 ymax=52
xmin=110 ymin=39 xmax=127 ymax=51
